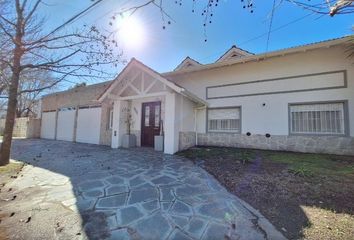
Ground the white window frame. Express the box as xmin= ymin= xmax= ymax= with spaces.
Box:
xmin=108 ymin=109 xmax=113 ymax=129
xmin=289 ymin=101 xmax=348 ymax=136
xmin=207 ymin=107 xmax=241 ymax=133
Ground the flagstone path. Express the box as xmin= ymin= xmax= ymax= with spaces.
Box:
xmin=1 ymin=139 xmax=285 ymax=240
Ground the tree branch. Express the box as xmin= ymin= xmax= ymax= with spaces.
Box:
xmin=0 ymin=22 xmax=15 ymax=42
xmin=24 ymin=0 xmax=42 ymax=25
xmin=0 ymin=15 xmax=16 ymax=27
xmin=21 ymin=50 xmax=80 ymax=69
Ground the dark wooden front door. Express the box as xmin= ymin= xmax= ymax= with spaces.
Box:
xmin=141 ymin=101 xmax=161 ymax=147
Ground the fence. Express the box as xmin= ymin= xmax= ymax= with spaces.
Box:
xmin=0 ymin=117 xmax=40 ymax=138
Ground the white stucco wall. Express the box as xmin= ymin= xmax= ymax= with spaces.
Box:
xmin=164 ymin=93 xmax=180 ymax=154
xmin=168 ymin=45 xmax=354 ymax=137
xmin=179 ymin=96 xmax=196 ymax=132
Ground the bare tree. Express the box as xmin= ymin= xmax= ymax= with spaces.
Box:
xmin=103 ymin=0 xmax=352 ymax=42
xmin=108 ymin=0 xmax=353 ymax=24
xmin=18 ymin=70 xmax=58 ymax=117
xmin=0 ymin=0 xmax=122 ymax=165
xmin=285 ymin=0 xmax=354 ymax=16
xmin=1 ymin=69 xmax=57 ymax=118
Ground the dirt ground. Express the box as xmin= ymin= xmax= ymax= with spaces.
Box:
xmin=178 ymin=147 xmax=354 ymax=240
xmin=0 ymin=161 xmax=25 ymax=240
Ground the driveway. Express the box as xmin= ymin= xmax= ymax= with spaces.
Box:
xmin=1 ymin=139 xmax=285 ymax=240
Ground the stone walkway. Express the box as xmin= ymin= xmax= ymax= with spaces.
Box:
xmin=1 ymin=139 xmax=285 ymax=240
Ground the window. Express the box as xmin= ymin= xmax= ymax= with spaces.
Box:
xmin=144 ymin=106 xmax=150 ymax=127
xmin=290 ymin=102 xmax=346 ymax=135
xmin=208 ymin=107 xmax=241 ymax=133
xmin=108 ymin=109 xmax=113 ymax=129
xmin=154 ymin=105 xmax=160 ymax=127
xmin=59 ymin=107 xmax=76 ymax=111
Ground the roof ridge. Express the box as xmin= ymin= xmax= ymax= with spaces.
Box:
xmin=174 ymin=56 xmax=202 ymax=71
xmin=215 ymin=45 xmax=253 ymax=63
xmin=163 ymin=35 xmax=352 ymax=76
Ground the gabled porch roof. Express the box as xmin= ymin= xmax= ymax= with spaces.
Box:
xmin=97 ymin=58 xmax=207 ymax=106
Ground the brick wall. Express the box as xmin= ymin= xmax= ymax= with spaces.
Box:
xmin=99 ymin=101 xmax=113 ymax=146
xmin=197 ymin=133 xmax=354 ymax=156
xmin=41 ymin=81 xmax=111 ymax=112
xmin=27 ymin=118 xmax=41 ymax=138
xmin=179 ymin=131 xmax=196 ymax=151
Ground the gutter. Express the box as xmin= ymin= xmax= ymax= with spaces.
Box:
xmin=179 ymin=88 xmax=208 ymax=107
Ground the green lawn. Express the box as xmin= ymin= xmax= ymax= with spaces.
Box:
xmin=262 ymin=151 xmax=354 ymax=177
xmin=0 ymin=161 xmax=24 ymax=185
xmin=0 ymin=162 xmax=23 ymax=174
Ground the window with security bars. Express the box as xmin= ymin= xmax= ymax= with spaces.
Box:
xmin=290 ymin=102 xmax=345 ymax=135
xmin=208 ymin=108 xmax=241 ymax=132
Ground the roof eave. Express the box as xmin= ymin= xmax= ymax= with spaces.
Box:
xmin=163 ymin=36 xmax=351 ymax=77
xmin=180 ymin=88 xmax=208 ymax=106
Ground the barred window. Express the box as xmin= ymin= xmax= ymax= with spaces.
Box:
xmin=208 ymin=108 xmax=241 ymax=133
xmin=290 ymin=102 xmax=346 ymax=135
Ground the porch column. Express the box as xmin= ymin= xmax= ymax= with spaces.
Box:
xmin=164 ymin=92 xmax=179 ymax=154
xmin=111 ymin=99 xmax=128 ymax=148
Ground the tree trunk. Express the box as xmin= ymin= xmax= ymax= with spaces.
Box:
xmin=0 ymin=54 xmax=21 ymax=166
xmin=0 ymin=0 xmax=23 ymax=166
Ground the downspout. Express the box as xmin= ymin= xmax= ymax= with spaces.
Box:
xmin=194 ymin=108 xmax=198 ymax=146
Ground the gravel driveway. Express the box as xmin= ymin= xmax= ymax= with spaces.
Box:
xmin=0 ymin=139 xmax=285 ymax=240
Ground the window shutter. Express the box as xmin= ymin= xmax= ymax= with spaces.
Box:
xmin=208 ymin=108 xmax=241 ymax=133
xmin=208 ymin=108 xmax=240 ymax=120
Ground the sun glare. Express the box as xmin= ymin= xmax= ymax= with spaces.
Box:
xmin=118 ymin=16 xmax=145 ymax=49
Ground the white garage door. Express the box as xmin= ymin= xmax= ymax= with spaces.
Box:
xmin=41 ymin=111 xmax=56 ymax=139
xmin=56 ymin=107 xmax=76 ymax=141
xmin=76 ymin=106 xmax=102 ymax=144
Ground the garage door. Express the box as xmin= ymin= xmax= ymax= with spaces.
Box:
xmin=56 ymin=107 xmax=76 ymax=141
xmin=41 ymin=111 xmax=56 ymax=139
xmin=76 ymin=106 xmax=102 ymax=144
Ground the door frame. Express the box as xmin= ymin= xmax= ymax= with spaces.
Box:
xmin=141 ymin=101 xmax=161 ymax=147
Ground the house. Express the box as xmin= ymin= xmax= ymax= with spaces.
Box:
xmin=40 ymin=36 xmax=354 ymax=155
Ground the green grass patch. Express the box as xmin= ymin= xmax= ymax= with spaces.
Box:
xmin=0 ymin=162 xmax=23 ymax=174
xmin=0 ymin=161 xmax=24 ymax=184
xmin=178 ymin=147 xmax=256 ymax=164
xmin=0 ymin=162 xmax=24 ymax=174
xmin=262 ymin=151 xmax=354 ymax=177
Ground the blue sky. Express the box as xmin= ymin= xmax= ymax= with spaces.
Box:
xmin=39 ymin=0 xmax=353 ymax=88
